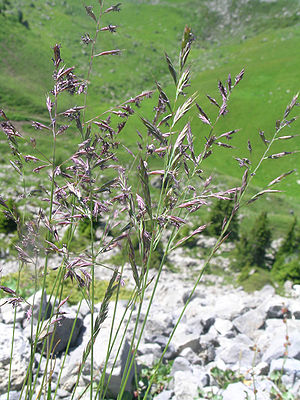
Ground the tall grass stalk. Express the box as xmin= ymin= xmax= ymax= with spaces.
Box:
xmin=0 ymin=2 xmax=299 ymax=400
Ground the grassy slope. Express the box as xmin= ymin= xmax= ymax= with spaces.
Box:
xmin=0 ymin=0 xmax=299 ymax=236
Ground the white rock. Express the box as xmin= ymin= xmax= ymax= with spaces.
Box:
xmin=214 ymin=318 xmax=234 ymax=336
xmin=233 ymin=308 xmax=266 ymax=339
xmin=173 ymin=370 xmax=200 ymax=400
xmin=0 ymin=323 xmax=31 ymax=394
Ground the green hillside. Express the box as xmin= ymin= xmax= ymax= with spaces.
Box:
xmin=0 ymin=0 xmax=299 ymax=234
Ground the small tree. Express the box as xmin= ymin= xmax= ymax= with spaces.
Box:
xmin=235 ymin=211 xmax=271 ymax=270
xmin=271 ymin=218 xmax=300 ymax=284
xmin=206 ymin=199 xmax=239 ymax=241
xmin=277 ymin=217 xmax=299 ymax=257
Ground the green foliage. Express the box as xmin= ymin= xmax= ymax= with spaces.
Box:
xmin=237 ymin=265 xmax=275 ymax=292
xmin=61 ymin=216 xmax=102 ymax=253
xmin=0 ymin=198 xmax=18 ymax=234
xmin=78 ymin=217 xmax=97 ymax=239
xmin=234 ymin=211 xmax=271 ymax=270
xmin=197 ymin=366 xmax=243 ymax=399
xmin=206 ymin=199 xmax=239 ymax=241
xmin=45 ymin=270 xmax=131 ymax=306
xmin=0 ymin=268 xmax=131 ymax=305
xmin=0 ymin=268 xmax=35 ymax=299
xmin=277 ymin=218 xmax=299 ymax=257
xmin=271 ymin=218 xmax=300 ymax=284
xmin=1 ymin=0 xmax=299 ymax=216
xmin=0 ymin=0 xmax=10 ymax=13
xmin=110 ymin=232 xmax=165 ymax=271
xmin=272 ymin=254 xmax=300 ymax=285
xmin=135 ymin=360 xmax=173 ymax=399
xmin=210 ymin=366 xmax=243 ymax=389
xmin=270 ymin=370 xmax=297 ymax=400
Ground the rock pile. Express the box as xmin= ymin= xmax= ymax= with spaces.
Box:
xmin=0 ymin=271 xmax=300 ymax=400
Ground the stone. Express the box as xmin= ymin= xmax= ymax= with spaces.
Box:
xmin=232 ymin=308 xmax=266 ymax=338
xmin=136 ymin=353 xmax=157 ymax=368
xmin=37 ymin=311 xmax=83 ymax=354
xmin=0 ymin=391 xmax=25 ymax=400
xmin=137 ymin=342 xmax=162 ymax=360
xmin=269 ymin=358 xmax=300 ymax=377
xmin=216 ymin=334 xmax=257 ymax=368
xmin=146 ymin=335 xmax=176 ymax=360
xmin=221 ymin=382 xmax=255 ymax=400
xmin=253 ymin=361 xmax=269 ymax=376
xmin=23 ymin=289 xmax=52 ymax=323
xmin=62 ymin=301 xmax=133 ymax=397
xmin=0 ymin=323 xmax=31 ymax=394
xmin=171 ymin=356 xmax=192 ymax=374
xmin=173 ymin=370 xmax=200 ymax=400
xmin=191 ymin=365 xmax=210 ymax=387
xmin=266 ymin=304 xmax=292 ymax=319
xmin=214 ymin=318 xmax=234 ymax=336
xmin=180 ymin=347 xmax=202 ymax=365
xmin=154 ymin=390 xmax=173 ymax=400
xmin=172 ymin=324 xmax=202 ymax=354
xmin=258 ymin=319 xmax=300 ymax=363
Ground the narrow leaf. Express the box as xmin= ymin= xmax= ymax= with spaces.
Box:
xmin=234 ymin=68 xmax=245 ymax=86
xmin=173 ymin=93 xmax=196 ymax=126
xmin=248 ymin=189 xmax=282 ymax=204
xmin=267 ymin=170 xmax=296 ymax=187
xmin=156 ymin=81 xmax=172 ymax=112
xmin=140 ymin=117 xmax=165 ymax=144
xmin=206 ymin=95 xmax=220 ymax=108
xmin=267 ymin=151 xmax=297 ymax=159
xmin=127 ymin=235 xmax=140 ymax=288
xmin=165 ymin=52 xmax=177 ymax=85
xmin=139 ymin=159 xmax=152 ymax=219
xmin=284 ymin=93 xmax=298 ymax=119
xmin=85 ymin=6 xmax=97 ymax=22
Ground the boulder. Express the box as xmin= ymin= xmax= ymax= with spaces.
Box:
xmin=232 ymin=308 xmax=266 ymax=338
xmin=172 ymin=370 xmax=200 ymax=400
xmin=216 ymin=334 xmax=257 ymax=368
xmin=0 ymin=323 xmax=31 ymax=394
xmin=36 ymin=311 xmax=83 ymax=354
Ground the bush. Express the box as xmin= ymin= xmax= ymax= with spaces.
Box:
xmin=276 ymin=217 xmax=299 ymax=257
xmin=272 ymin=254 xmax=300 ymax=284
xmin=234 ymin=211 xmax=271 ymax=270
xmin=271 ymin=218 xmax=300 ymax=284
xmin=110 ymin=232 xmax=165 ymax=271
xmin=206 ymin=199 xmax=239 ymax=241
xmin=0 ymin=198 xmax=18 ymax=234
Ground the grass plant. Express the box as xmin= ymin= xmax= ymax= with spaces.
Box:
xmin=0 ymin=1 xmax=299 ymax=399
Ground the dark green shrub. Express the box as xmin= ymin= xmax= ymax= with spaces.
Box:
xmin=234 ymin=211 xmax=271 ymax=270
xmin=276 ymin=217 xmax=299 ymax=257
xmin=110 ymin=232 xmax=165 ymax=271
xmin=61 ymin=216 xmax=102 ymax=252
xmin=205 ymin=199 xmax=239 ymax=241
xmin=0 ymin=198 xmax=18 ymax=234
xmin=270 ymin=218 xmax=300 ymax=284
xmin=271 ymin=254 xmax=300 ymax=284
